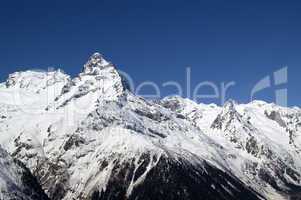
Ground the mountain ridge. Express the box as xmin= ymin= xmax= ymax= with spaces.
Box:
xmin=0 ymin=53 xmax=300 ymax=200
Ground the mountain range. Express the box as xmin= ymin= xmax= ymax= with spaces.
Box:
xmin=0 ymin=53 xmax=300 ymax=200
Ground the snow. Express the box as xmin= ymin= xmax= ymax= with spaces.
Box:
xmin=0 ymin=52 xmax=300 ymax=199
xmin=0 ymin=145 xmax=46 ymax=200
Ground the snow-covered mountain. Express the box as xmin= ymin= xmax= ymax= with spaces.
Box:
xmin=0 ymin=53 xmax=300 ymax=200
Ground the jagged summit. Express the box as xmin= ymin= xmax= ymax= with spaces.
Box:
xmin=44 ymin=53 xmax=128 ymax=111
xmin=215 ymin=99 xmax=240 ymax=120
xmin=211 ymin=101 xmax=242 ymax=130
xmin=222 ymin=99 xmax=237 ymax=109
xmin=82 ymin=52 xmax=111 ymax=75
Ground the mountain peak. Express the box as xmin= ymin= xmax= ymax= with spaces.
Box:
xmin=223 ymin=99 xmax=237 ymax=111
xmin=82 ymin=52 xmax=111 ymax=75
xmin=211 ymin=99 xmax=242 ymax=130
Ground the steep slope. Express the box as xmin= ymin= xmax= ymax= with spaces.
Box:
xmin=161 ymin=97 xmax=301 ymax=199
xmin=6 ymin=92 xmax=263 ymax=200
xmin=0 ymin=145 xmax=49 ymax=200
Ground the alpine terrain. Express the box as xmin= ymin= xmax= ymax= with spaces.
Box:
xmin=0 ymin=53 xmax=300 ymax=200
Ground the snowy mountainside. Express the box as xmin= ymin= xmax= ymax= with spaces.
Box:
xmin=0 ymin=53 xmax=300 ymax=199
xmin=160 ymin=97 xmax=301 ymax=199
xmin=0 ymin=145 xmax=49 ymax=200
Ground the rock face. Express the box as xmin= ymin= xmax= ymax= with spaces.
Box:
xmin=0 ymin=145 xmax=49 ymax=200
xmin=0 ymin=53 xmax=300 ymax=200
xmin=82 ymin=53 xmax=110 ymax=75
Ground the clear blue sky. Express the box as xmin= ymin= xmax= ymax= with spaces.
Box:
xmin=0 ymin=0 xmax=300 ymax=106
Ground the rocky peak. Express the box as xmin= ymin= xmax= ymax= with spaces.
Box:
xmin=223 ymin=99 xmax=236 ymax=111
xmin=82 ymin=52 xmax=111 ymax=75
xmin=50 ymin=53 xmax=131 ymax=110
xmin=219 ymin=100 xmax=239 ymax=117
xmin=211 ymin=100 xmax=243 ymax=130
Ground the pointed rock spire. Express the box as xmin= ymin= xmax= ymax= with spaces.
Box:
xmin=211 ymin=99 xmax=241 ymax=130
xmin=223 ymin=99 xmax=236 ymax=110
xmin=82 ymin=52 xmax=110 ymax=75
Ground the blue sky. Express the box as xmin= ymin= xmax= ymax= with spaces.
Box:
xmin=0 ymin=0 xmax=300 ymax=106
